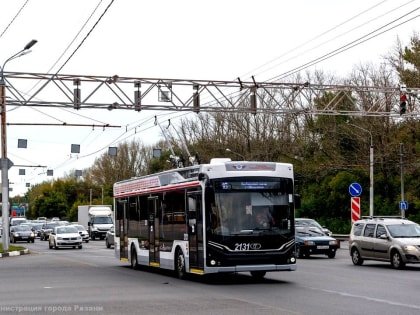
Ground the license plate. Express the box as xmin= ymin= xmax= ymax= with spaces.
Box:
xmin=22 ymin=237 xmax=28 ymax=239
xmin=317 ymin=245 xmax=329 ymax=249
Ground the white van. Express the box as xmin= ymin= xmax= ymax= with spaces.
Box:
xmin=10 ymin=217 xmax=28 ymax=226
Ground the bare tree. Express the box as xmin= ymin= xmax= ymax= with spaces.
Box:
xmin=84 ymin=140 xmax=153 ymax=186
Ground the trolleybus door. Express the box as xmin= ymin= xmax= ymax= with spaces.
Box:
xmin=118 ymin=199 xmax=128 ymax=260
xmin=147 ymin=196 xmax=160 ymax=265
xmin=187 ymin=191 xmax=204 ymax=269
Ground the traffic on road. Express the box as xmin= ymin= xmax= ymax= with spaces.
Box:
xmin=1 ymin=216 xmax=420 ymax=315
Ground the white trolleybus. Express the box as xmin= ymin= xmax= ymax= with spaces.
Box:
xmin=113 ymin=158 xmax=297 ymax=279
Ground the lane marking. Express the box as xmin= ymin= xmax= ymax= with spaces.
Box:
xmin=306 ymin=286 xmax=420 ymax=310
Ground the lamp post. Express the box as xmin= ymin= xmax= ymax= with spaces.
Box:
xmin=400 ymin=143 xmax=405 ymax=218
xmin=1 ymin=39 xmax=37 ymax=251
xmin=347 ymin=122 xmax=374 ymax=217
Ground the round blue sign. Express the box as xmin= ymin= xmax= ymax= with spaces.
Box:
xmin=349 ymin=183 xmax=362 ymax=197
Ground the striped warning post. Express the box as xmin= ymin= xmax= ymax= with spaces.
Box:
xmin=351 ymin=197 xmax=361 ymax=223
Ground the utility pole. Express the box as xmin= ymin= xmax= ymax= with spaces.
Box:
xmin=346 ymin=122 xmax=374 ymax=217
xmin=1 ymin=39 xmax=37 ymax=252
xmin=400 ymin=143 xmax=405 ymax=218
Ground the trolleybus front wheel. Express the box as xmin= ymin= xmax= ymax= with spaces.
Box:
xmin=131 ymin=247 xmax=139 ymax=270
xmin=250 ymin=271 xmax=266 ymax=279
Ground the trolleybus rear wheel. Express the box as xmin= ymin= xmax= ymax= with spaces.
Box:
xmin=176 ymin=249 xmax=186 ymax=279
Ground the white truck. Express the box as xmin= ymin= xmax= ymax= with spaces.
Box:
xmin=77 ymin=205 xmax=113 ymax=240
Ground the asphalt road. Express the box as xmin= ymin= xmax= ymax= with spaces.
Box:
xmin=1 ymin=239 xmax=420 ymax=315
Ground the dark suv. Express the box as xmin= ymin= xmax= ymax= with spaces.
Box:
xmin=40 ymin=222 xmax=60 ymax=241
xmin=349 ymin=217 xmax=420 ymax=269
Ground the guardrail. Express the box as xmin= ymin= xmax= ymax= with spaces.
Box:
xmin=333 ymin=234 xmax=349 ymax=241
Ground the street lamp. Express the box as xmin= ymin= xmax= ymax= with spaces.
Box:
xmin=347 ymin=122 xmax=374 ymax=217
xmin=1 ymin=39 xmax=37 ymax=251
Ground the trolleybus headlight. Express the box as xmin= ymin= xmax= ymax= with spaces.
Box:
xmin=290 ymin=257 xmax=296 ymax=263
xmin=210 ymin=260 xmax=216 ymax=266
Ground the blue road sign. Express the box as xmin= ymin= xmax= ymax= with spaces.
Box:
xmin=349 ymin=183 xmax=362 ymax=197
xmin=400 ymin=201 xmax=408 ymax=210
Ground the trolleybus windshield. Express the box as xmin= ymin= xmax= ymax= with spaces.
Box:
xmin=208 ymin=177 xmax=294 ymax=237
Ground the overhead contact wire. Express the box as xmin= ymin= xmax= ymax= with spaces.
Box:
xmin=0 ymin=0 xmax=30 ymax=40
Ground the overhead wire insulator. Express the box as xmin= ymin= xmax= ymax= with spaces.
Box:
xmin=134 ymin=81 xmax=141 ymax=111
xmin=193 ymin=83 xmax=200 ymax=113
xmin=250 ymin=76 xmax=258 ymax=115
xmin=250 ymin=89 xmax=257 ymax=115
xmin=73 ymin=79 xmax=81 ymax=110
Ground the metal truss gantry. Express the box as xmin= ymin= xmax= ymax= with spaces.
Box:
xmin=3 ymin=71 xmax=420 ymax=118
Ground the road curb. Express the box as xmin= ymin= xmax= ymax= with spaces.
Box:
xmin=0 ymin=248 xmax=29 ymax=258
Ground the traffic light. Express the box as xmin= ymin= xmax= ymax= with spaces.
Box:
xmin=400 ymin=94 xmax=407 ymax=115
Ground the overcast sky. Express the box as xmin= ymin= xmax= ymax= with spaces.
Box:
xmin=0 ymin=0 xmax=419 ymax=196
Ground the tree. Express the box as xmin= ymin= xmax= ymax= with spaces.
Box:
xmin=32 ymin=188 xmax=68 ymax=219
xmin=387 ymin=33 xmax=420 ymax=221
xmin=85 ymin=139 xmax=154 ymax=186
xmin=397 ymin=33 xmax=420 ymax=88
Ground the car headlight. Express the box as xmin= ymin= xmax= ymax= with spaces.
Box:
xmin=403 ymin=245 xmax=419 ymax=252
xmin=30 ymin=232 xmax=34 ymax=237
xmin=304 ymin=241 xmax=315 ymax=246
xmin=329 ymin=240 xmax=339 ymax=245
xmin=57 ymin=237 xmax=63 ymax=240
xmin=14 ymin=233 xmax=20 ymax=237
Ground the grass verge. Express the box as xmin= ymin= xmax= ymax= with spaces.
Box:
xmin=0 ymin=243 xmax=26 ymax=253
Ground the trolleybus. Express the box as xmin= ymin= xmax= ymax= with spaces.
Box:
xmin=113 ymin=158 xmax=297 ymax=279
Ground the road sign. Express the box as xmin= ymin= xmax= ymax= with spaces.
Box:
xmin=349 ymin=183 xmax=362 ymax=197
xmin=400 ymin=201 xmax=408 ymax=210
xmin=1 ymin=158 xmax=14 ymax=169
xmin=351 ymin=197 xmax=361 ymax=223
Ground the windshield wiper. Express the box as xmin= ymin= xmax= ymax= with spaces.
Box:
xmin=308 ymin=229 xmax=325 ymax=235
xmin=231 ymin=230 xmax=254 ymax=235
xmin=297 ymin=231 xmax=311 ymax=235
